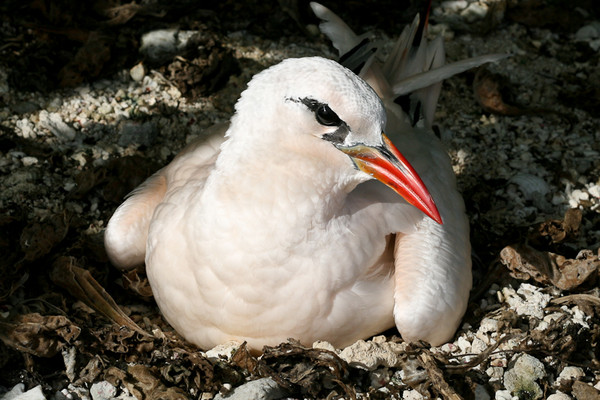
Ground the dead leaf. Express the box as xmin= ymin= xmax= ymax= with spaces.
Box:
xmin=531 ymin=208 xmax=583 ymax=246
xmin=122 ymin=269 xmax=154 ymax=300
xmin=0 ymin=313 xmax=80 ymax=357
xmin=418 ymin=351 xmax=462 ymax=400
xmin=500 ymin=244 xmax=599 ymax=290
xmin=473 ymin=67 xmax=526 ymax=116
xmin=105 ymin=364 xmax=188 ymax=400
xmin=51 ymin=256 xmax=149 ymax=336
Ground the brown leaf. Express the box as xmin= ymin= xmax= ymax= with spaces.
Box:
xmin=418 ymin=351 xmax=462 ymax=400
xmin=51 ymin=256 xmax=149 ymax=336
xmin=473 ymin=67 xmax=526 ymax=116
xmin=532 ymin=208 xmax=582 ymax=246
xmin=500 ymin=244 xmax=599 ymax=290
xmin=105 ymin=364 xmax=188 ymax=400
xmin=122 ymin=269 xmax=154 ymax=300
xmin=230 ymin=342 xmax=259 ymax=373
xmin=0 ymin=313 xmax=80 ymax=357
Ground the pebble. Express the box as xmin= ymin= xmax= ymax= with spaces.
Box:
xmin=129 ymin=62 xmax=145 ymax=82
xmin=1 ymin=384 xmax=45 ymax=400
xmin=89 ymin=382 xmax=117 ymax=400
xmin=547 ymin=391 xmax=571 ymax=400
xmin=203 ymin=341 xmax=240 ymax=362
xmin=213 ymin=378 xmax=286 ymax=400
xmin=503 ymin=353 xmax=545 ymax=400
xmin=336 ymin=338 xmax=406 ymax=370
xmin=557 ymin=366 xmax=585 ymax=386
xmin=38 ymin=111 xmax=76 ymax=141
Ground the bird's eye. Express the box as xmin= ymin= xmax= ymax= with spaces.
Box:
xmin=315 ymin=105 xmax=341 ymax=126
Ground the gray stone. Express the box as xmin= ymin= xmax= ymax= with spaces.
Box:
xmin=214 ymin=378 xmax=286 ymax=400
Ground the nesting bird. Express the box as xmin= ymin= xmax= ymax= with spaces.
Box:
xmin=105 ymin=3 xmax=503 ymax=350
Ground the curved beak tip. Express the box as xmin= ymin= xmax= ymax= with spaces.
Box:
xmin=338 ymin=133 xmax=443 ymax=225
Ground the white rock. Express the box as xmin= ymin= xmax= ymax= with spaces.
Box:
xmin=1 ymin=384 xmax=45 ymax=400
xmin=61 ymin=347 xmax=77 ymax=382
xmin=502 ymin=284 xmax=550 ymax=319
xmin=503 ymin=353 xmax=545 ymax=399
xmin=312 ymin=340 xmax=336 ymax=352
xmin=21 ymin=156 xmax=38 ymax=167
xmin=494 ymin=389 xmax=515 ymax=400
xmin=89 ymin=382 xmax=117 ymax=400
xmin=486 ymin=366 xmax=504 ymax=381
xmin=16 ymin=118 xmax=36 ymax=139
xmin=213 ymin=378 xmax=286 ymax=400
xmin=547 ymin=391 xmax=571 ymax=400
xmin=204 ymin=341 xmax=240 ymax=362
xmin=456 ymin=335 xmax=472 ymax=353
xmin=130 ymin=62 xmax=145 ymax=82
xmin=338 ymin=339 xmax=406 ymax=370
xmin=39 ymin=111 xmax=76 ymax=141
xmin=479 ymin=318 xmax=499 ymax=334
xmin=557 ymin=366 xmax=585 ymax=386
xmin=402 ymin=389 xmax=424 ymax=400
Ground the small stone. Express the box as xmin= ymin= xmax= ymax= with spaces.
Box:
xmin=204 ymin=341 xmax=240 ymax=362
xmin=213 ymin=378 xmax=286 ymax=400
xmin=312 ymin=340 xmax=336 ymax=352
xmin=402 ymin=389 xmax=424 ymax=400
xmin=503 ymin=353 xmax=545 ymax=400
xmin=39 ymin=111 xmax=76 ymax=141
xmin=2 ymin=384 xmax=45 ymax=400
xmin=494 ymin=389 xmax=513 ymax=400
xmin=338 ymin=339 xmax=405 ymax=370
xmin=486 ymin=366 xmax=504 ymax=381
xmin=90 ymin=381 xmax=117 ymax=400
xmin=547 ymin=391 xmax=571 ymax=400
xmin=557 ymin=366 xmax=585 ymax=386
xmin=130 ymin=62 xmax=145 ymax=82
xmin=21 ymin=156 xmax=38 ymax=167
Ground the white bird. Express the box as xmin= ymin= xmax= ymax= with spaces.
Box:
xmin=105 ymin=3 xmax=503 ymax=351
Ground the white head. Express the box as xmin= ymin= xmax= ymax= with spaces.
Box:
xmin=222 ymin=56 xmax=441 ymax=223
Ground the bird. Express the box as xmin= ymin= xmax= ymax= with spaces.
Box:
xmin=104 ymin=3 xmax=504 ymax=351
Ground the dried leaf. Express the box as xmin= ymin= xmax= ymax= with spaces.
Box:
xmin=418 ymin=351 xmax=462 ymax=400
xmin=532 ymin=208 xmax=583 ymax=246
xmin=500 ymin=244 xmax=599 ymax=290
xmin=0 ymin=313 xmax=80 ymax=357
xmin=122 ymin=269 xmax=154 ymax=299
xmin=473 ymin=67 xmax=526 ymax=116
xmin=51 ymin=256 xmax=149 ymax=336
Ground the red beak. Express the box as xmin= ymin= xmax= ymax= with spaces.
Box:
xmin=337 ymin=133 xmax=442 ymax=224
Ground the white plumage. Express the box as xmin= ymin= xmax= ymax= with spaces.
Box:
xmin=105 ymin=3 xmax=503 ymax=350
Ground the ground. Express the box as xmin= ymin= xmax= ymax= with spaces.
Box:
xmin=1 ymin=0 xmax=600 ymax=399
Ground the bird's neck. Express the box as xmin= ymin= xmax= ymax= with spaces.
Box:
xmin=203 ymin=134 xmax=361 ymax=225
